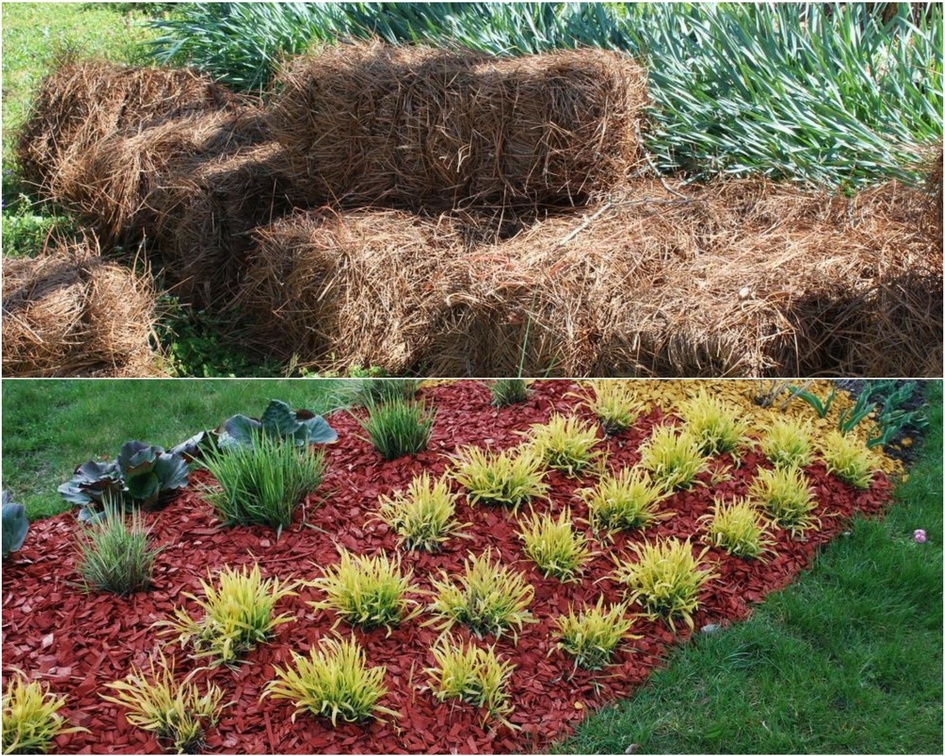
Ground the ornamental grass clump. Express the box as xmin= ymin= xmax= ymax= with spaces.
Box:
xmin=75 ymin=503 xmax=158 ymax=595
xmin=638 ymin=425 xmax=709 ymax=490
xmin=760 ymin=417 xmax=813 ymax=469
xmin=525 ymin=414 xmax=600 ymax=475
xmin=358 ymin=397 xmax=435 ymax=460
xmin=748 ymin=466 xmax=819 ymax=537
xmin=575 ymin=380 xmax=647 ymax=435
xmin=700 ymin=497 xmax=775 ymax=560
xmin=309 ymin=549 xmax=420 ymax=631
xmin=613 ymin=538 xmax=716 ymax=632
xmin=577 ymin=466 xmax=672 ymax=535
xmin=490 ymin=378 xmax=529 ymax=407
xmin=820 ymin=430 xmax=875 ymax=489
xmin=160 ymin=563 xmax=298 ymax=666
xmin=680 ymin=390 xmax=751 ymax=456
xmin=554 ymin=596 xmax=639 ymax=670
xmin=201 ymin=432 xmax=326 ymax=532
xmin=426 ymin=635 xmax=515 ymax=725
xmin=429 ymin=549 xmax=534 ymax=640
xmin=450 ymin=445 xmax=547 ymax=510
xmin=3 ymin=673 xmax=88 ymax=755
xmin=517 ymin=507 xmax=594 ymax=582
xmin=264 ymin=636 xmax=397 ymax=726
xmin=101 ymin=651 xmax=226 ymax=755
xmin=376 ymin=472 xmax=464 ymax=551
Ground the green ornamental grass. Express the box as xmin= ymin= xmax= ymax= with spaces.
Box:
xmin=3 ymin=673 xmax=88 ymax=755
xmin=490 ymin=379 xmax=530 ymax=407
xmin=426 ymin=635 xmax=515 ymax=725
xmin=680 ymin=390 xmax=751 ymax=456
xmin=358 ymin=398 xmax=435 ymax=460
xmin=578 ymin=466 xmax=673 ymax=535
xmin=701 ymin=497 xmax=775 ymax=560
xmin=450 ymin=445 xmax=548 ymax=510
xmin=638 ymin=425 xmax=709 ymax=490
xmin=761 ymin=417 xmax=814 ymax=469
xmin=518 ymin=507 xmax=594 ymax=582
xmin=576 ymin=380 xmax=648 ymax=436
xmin=376 ymin=472 xmax=464 ymax=551
xmin=75 ymin=504 xmax=158 ymax=595
xmin=749 ymin=466 xmax=820 ymax=537
xmin=201 ymin=433 xmax=326 ymax=532
xmin=821 ymin=430 xmax=876 ymax=489
xmin=525 ymin=414 xmax=600 ymax=476
xmin=555 ymin=596 xmax=639 ymax=670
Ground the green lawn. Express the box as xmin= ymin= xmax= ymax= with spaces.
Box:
xmin=554 ymin=380 xmax=943 ymax=754
xmin=0 ymin=379 xmax=351 ymax=519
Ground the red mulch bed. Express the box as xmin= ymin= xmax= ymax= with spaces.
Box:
xmin=2 ymin=380 xmax=894 ymax=754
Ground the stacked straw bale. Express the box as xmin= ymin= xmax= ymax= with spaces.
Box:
xmin=268 ymin=42 xmax=648 ymax=211
xmin=16 ymin=61 xmax=239 ymax=196
xmin=2 ymin=239 xmax=158 ymax=377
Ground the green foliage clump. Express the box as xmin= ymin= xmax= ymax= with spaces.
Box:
xmin=376 ymin=472 xmax=464 ymax=551
xmin=518 ymin=507 xmax=594 ymax=582
xmin=358 ymin=398 xmax=435 ymax=460
xmin=761 ymin=417 xmax=813 ymax=469
xmin=351 ymin=378 xmax=420 ymax=407
xmin=679 ymin=390 xmax=751 ymax=456
xmin=490 ymin=379 xmax=530 ymax=407
xmin=309 ymin=549 xmax=419 ymax=631
xmin=3 ymin=673 xmax=88 ymax=755
xmin=264 ymin=636 xmax=397 ymax=726
xmin=201 ymin=433 xmax=326 ymax=532
xmin=427 ymin=635 xmax=515 ymax=725
xmin=575 ymin=380 xmax=647 ymax=435
xmin=638 ymin=426 xmax=709 ymax=490
xmin=749 ymin=466 xmax=820 ymax=537
xmin=577 ymin=467 xmax=672 ymax=535
xmin=2 ymin=492 xmax=29 ymax=558
xmin=821 ymin=430 xmax=876 ymax=489
xmin=525 ymin=414 xmax=600 ymax=475
xmin=555 ymin=596 xmax=639 ymax=670
xmin=450 ymin=445 xmax=548 ymax=510
xmin=613 ymin=538 xmax=716 ymax=632
xmin=429 ymin=549 xmax=535 ymax=640
xmin=75 ymin=504 xmax=158 ymax=594
xmin=701 ymin=497 xmax=775 ymax=560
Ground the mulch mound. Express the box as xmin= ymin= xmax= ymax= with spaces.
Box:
xmin=2 ymin=381 xmax=896 ymax=754
xmin=1 ymin=237 xmax=158 ymax=377
xmin=268 ymin=42 xmax=648 ymax=211
xmin=15 ymin=60 xmax=240 ymax=197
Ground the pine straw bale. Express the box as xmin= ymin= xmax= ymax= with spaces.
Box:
xmin=49 ymin=109 xmax=269 ymax=245
xmin=15 ymin=60 xmax=239 ymax=195
xmin=237 ymin=210 xmax=464 ymax=373
xmin=2 ymin=240 xmax=158 ymax=377
xmin=268 ymin=42 xmax=647 ymax=211
xmin=151 ymin=141 xmax=301 ymax=307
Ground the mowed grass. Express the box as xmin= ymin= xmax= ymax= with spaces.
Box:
xmin=554 ymin=380 xmax=943 ymax=755
xmin=0 ymin=379 xmax=350 ymax=520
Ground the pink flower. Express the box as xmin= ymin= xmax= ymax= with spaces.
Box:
xmin=914 ymin=529 xmax=927 ymax=543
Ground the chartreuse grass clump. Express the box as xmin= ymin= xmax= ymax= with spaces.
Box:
xmin=2 ymin=673 xmax=88 ymax=754
xmin=358 ymin=397 xmax=435 ymax=460
xmin=820 ymin=430 xmax=876 ymax=489
xmin=613 ymin=538 xmax=717 ymax=632
xmin=700 ymin=497 xmax=775 ymax=560
xmin=679 ymin=389 xmax=751 ymax=457
xmin=450 ymin=445 xmax=548 ymax=511
xmin=376 ymin=472 xmax=465 ymax=551
xmin=101 ymin=651 xmax=226 ymax=755
xmin=749 ymin=466 xmax=820 ymax=537
xmin=75 ymin=503 xmax=158 ymax=595
xmin=201 ymin=432 xmax=327 ymax=532
xmin=760 ymin=417 xmax=813 ymax=469
xmin=575 ymin=380 xmax=647 ymax=435
xmin=426 ymin=635 xmax=515 ymax=726
xmin=555 ymin=596 xmax=639 ymax=670
xmin=264 ymin=635 xmax=398 ymax=726
xmin=159 ymin=563 xmax=299 ymax=666
xmin=490 ymin=379 xmax=529 ymax=407
xmin=638 ymin=425 xmax=709 ymax=490
xmin=428 ymin=549 xmax=535 ymax=640
xmin=517 ymin=507 xmax=594 ymax=582
xmin=525 ymin=414 xmax=600 ymax=476
xmin=577 ymin=466 xmax=672 ymax=535
xmin=308 ymin=548 xmax=420 ymax=632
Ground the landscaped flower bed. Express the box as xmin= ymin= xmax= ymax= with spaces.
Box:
xmin=2 ymin=380 xmax=899 ymax=754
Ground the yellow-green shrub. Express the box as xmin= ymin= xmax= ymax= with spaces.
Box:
xmin=450 ymin=445 xmax=547 ymax=510
xmin=159 ymin=563 xmax=298 ymax=665
xmin=426 ymin=635 xmax=515 ymax=725
xmin=821 ymin=430 xmax=875 ymax=489
xmin=613 ymin=538 xmax=716 ymax=631
xmin=376 ymin=472 xmax=464 ymax=551
xmin=3 ymin=673 xmax=88 ymax=755
xmin=679 ymin=389 xmax=751 ymax=456
xmin=638 ymin=425 xmax=709 ymax=490
xmin=701 ymin=497 xmax=775 ymax=560
xmin=577 ymin=466 xmax=672 ymax=535
xmin=554 ymin=597 xmax=639 ymax=670
xmin=575 ymin=380 xmax=647 ymax=435
xmin=101 ymin=652 xmax=225 ymax=755
xmin=518 ymin=507 xmax=594 ymax=582
xmin=264 ymin=636 xmax=397 ymax=726
xmin=760 ymin=417 xmax=813 ymax=469
xmin=428 ymin=549 xmax=534 ymax=640
xmin=525 ymin=414 xmax=600 ymax=475
xmin=748 ymin=466 xmax=819 ymax=537
xmin=309 ymin=549 xmax=419 ymax=631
